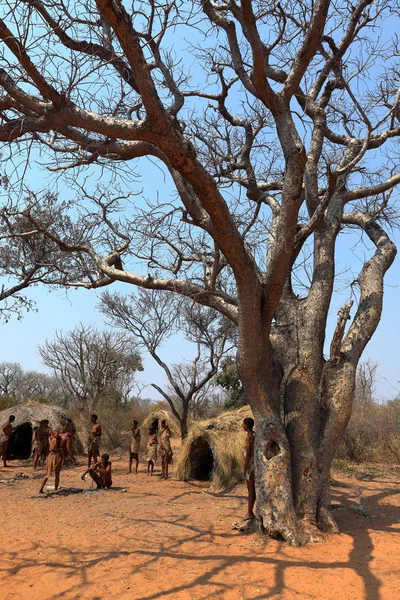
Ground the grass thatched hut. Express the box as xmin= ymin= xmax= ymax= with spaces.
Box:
xmin=175 ymin=406 xmax=253 ymax=489
xmin=0 ymin=403 xmax=83 ymax=460
xmin=141 ymin=409 xmax=181 ymax=437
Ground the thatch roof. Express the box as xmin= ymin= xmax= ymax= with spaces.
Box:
xmin=141 ymin=409 xmax=181 ymax=437
xmin=0 ymin=402 xmax=69 ymax=429
xmin=0 ymin=403 xmax=84 ymax=456
xmin=204 ymin=405 xmax=253 ymax=431
xmin=175 ymin=405 xmax=253 ymax=490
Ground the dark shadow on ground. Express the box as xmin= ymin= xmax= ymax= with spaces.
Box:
xmin=1 ymin=465 xmax=399 ymax=599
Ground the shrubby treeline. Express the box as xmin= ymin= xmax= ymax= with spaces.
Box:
xmin=338 ymin=361 xmax=400 ymax=464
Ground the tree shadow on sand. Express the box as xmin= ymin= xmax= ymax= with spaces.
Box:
xmin=1 ymin=476 xmax=399 ymax=599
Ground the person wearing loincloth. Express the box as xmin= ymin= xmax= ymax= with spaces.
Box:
xmin=39 ymin=430 xmax=63 ymax=494
xmin=159 ymin=419 xmax=173 ymax=480
xmin=1 ymin=415 xmax=15 ymax=468
xmin=33 ymin=420 xmax=51 ymax=470
xmin=81 ymin=453 xmax=112 ymax=489
xmin=242 ymin=417 xmax=256 ymax=520
xmin=61 ymin=418 xmax=77 ymax=466
xmin=87 ymin=414 xmax=102 ymax=468
xmin=145 ymin=427 xmax=158 ymax=476
xmin=128 ymin=420 xmax=141 ymax=474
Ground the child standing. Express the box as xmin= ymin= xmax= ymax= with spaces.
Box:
xmin=128 ymin=420 xmax=141 ymax=474
xmin=145 ymin=428 xmax=158 ymax=476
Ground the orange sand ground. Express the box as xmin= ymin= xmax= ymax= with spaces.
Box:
xmin=0 ymin=457 xmax=399 ymax=600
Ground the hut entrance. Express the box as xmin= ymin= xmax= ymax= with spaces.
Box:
xmin=7 ymin=422 xmax=33 ymax=460
xmin=190 ymin=436 xmax=214 ymax=481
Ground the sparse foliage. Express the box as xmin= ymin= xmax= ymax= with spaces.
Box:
xmin=215 ymin=356 xmax=245 ymax=410
xmin=38 ymin=324 xmax=143 ymax=411
xmin=101 ymin=289 xmax=233 ymax=439
xmin=339 ymin=361 xmax=400 ymax=463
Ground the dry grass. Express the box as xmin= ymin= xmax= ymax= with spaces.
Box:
xmin=175 ymin=406 xmax=253 ymax=490
xmin=141 ymin=409 xmax=181 ymax=437
xmin=0 ymin=402 xmax=85 ymax=454
xmin=0 ymin=402 xmax=68 ymax=428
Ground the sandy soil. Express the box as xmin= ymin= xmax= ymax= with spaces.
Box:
xmin=0 ymin=456 xmax=399 ymax=600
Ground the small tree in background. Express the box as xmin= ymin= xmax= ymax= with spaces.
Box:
xmin=215 ymin=357 xmax=245 ymax=410
xmin=39 ymin=324 xmax=143 ymax=412
xmin=101 ymin=289 xmax=233 ymax=439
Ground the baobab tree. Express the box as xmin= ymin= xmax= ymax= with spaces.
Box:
xmin=0 ymin=0 xmax=399 ymax=544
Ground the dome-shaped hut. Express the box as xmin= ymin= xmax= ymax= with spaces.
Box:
xmin=141 ymin=409 xmax=181 ymax=437
xmin=175 ymin=405 xmax=253 ymax=489
xmin=0 ymin=403 xmax=83 ymax=460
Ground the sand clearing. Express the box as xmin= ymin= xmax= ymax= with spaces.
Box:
xmin=0 ymin=459 xmax=399 ymax=600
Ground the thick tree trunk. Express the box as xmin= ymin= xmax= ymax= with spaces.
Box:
xmin=316 ymin=360 xmax=356 ymax=531
xmin=254 ymin=412 xmax=304 ymax=546
xmin=284 ymin=367 xmax=323 ymax=541
xmin=245 ymin=315 xmax=357 ymax=544
xmin=239 ymin=354 xmax=304 ymax=545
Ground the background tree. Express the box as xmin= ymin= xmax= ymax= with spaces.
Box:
xmin=215 ymin=356 xmax=245 ymax=410
xmin=18 ymin=370 xmax=67 ymax=405
xmin=0 ymin=361 xmax=23 ymax=398
xmin=0 ymin=0 xmax=399 ymax=544
xmin=39 ymin=324 xmax=142 ymax=412
xmin=101 ymin=289 xmax=232 ymax=439
xmin=338 ymin=360 xmax=400 ymax=463
xmin=0 ymin=361 xmax=68 ymax=406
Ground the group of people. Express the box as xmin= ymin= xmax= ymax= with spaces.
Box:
xmin=1 ymin=412 xmax=174 ymax=493
xmin=33 ymin=417 xmax=77 ymax=469
xmin=129 ymin=418 xmax=173 ymax=479
xmin=2 ymin=412 xmax=255 ymax=520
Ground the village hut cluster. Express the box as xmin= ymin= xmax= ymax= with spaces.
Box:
xmin=2 ymin=401 xmax=254 ymax=501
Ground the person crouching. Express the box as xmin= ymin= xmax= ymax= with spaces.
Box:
xmin=82 ymin=453 xmax=112 ymax=489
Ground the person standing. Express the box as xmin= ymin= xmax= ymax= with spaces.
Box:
xmin=39 ymin=430 xmax=63 ymax=494
xmin=61 ymin=418 xmax=77 ymax=466
xmin=128 ymin=420 xmax=141 ymax=474
xmin=33 ymin=419 xmax=51 ymax=470
xmin=0 ymin=415 xmax=15 ymax=468
xmin=87 ymin=414 xmax=102 ymax=468
xmin=159 ymin=419 xmax=173 ymax=480
xmin=242 ymin=417 xmax=256 ymax=520
xmin=145 ymin=427 xmax=158 ymax=476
